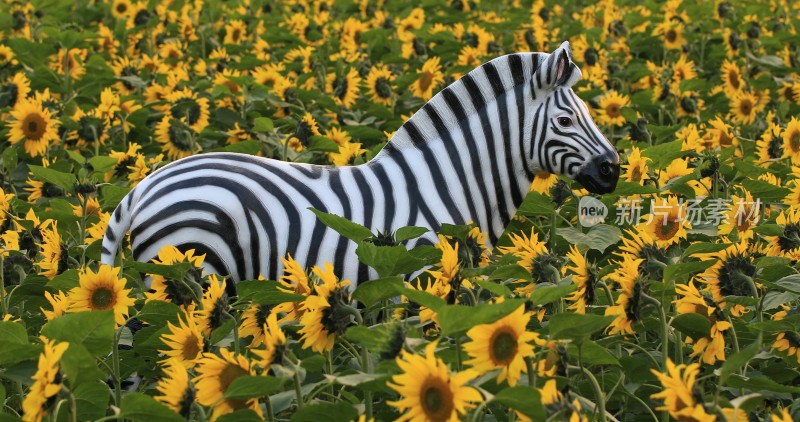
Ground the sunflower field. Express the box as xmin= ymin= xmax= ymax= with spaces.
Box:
xmin=2 ymin=0 xmax=800 ymax=421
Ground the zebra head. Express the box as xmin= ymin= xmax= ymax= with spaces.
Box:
xmin=530 ymin=41 xmax=620 ymax=195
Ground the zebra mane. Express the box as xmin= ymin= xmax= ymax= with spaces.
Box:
xmin=375 ymin=52 xmax=550 ymax=156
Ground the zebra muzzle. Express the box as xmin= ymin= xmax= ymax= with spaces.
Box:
xmin=576 ymin=152 xmax=620 ymax=195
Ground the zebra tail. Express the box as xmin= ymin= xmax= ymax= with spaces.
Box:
xmin=100 ymin=194 xmax=135 ymax=267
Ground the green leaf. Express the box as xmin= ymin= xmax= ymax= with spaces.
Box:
xmin=344 ymin=322 xmax=405 ymax=357
xmin=611 ymin=181 xmax=660 ymax=196
xmin=352 ymin=276 xmax=404 ymax=306
xmin=356 ymin=243 xmax=426 ymax=278
xmin=517 ymin=192 xmax=554 ymax=215
xmin=224 ymin=376 xmax=285 ymax=399
xmin=568 ymin=340 xmax=620 ymax=367
xmin=671 ymin=313 xmax=711 ymax=340
xmin=211 ymin=140 xmax=262 ymax=155
xmin=472 ymin=279 xmax=512 ymax=296
xmin=253 ymin=117 xmax=274 ymax=132
xmin=437 ymin=299 xmax=526 ymax=336
xmin=216 ymin=410 xmax=264 ymax=422
xmin=308 ymin=208 xmax=373 ymax=242
xmin=28 ymin=165 xmax=76 ymax=190
xmin=73 ymin=381 xmax=111 ymax=422
xmin=0 ymin=321 xmax=29 ymax=345
xmin=530 ymin=283 xmax=577 ymax=306
xmin=741 ymin=179 xmax=790 ymax=203
xmin=772 ymin=274 xmax=800 ymax=294
xmin=40 ymin=310 xmax=115 ymax=356
xmin=556 ymin=224 xmax=621 ymax=253
xmin=641 ymin=140 xmax=684 ymax=169
xmin=662 ymin=260 xmax=716 ymax=283
xmin=100 ymin=185 xmax=131 ymax=210
xmin=130 ymin=261 xmax=192 ymax=281
xmin=752 ymin=224 xmax=784 ymax=236
xmin=0 ymin=343 xmax=41 ymax=366
xmin=720 ymin=342 xmax=760 ymax=385
xmin=620 ymin=107 xmax=638 ymax=123
xmin=235 ymin=280 xmax=306 ymax=304
xmin=395 ymin=226 xmax=429 ymax=242
xmin=308 ymin=136 xmax=340 ymax=153
xmin=138 ymin=300 xmax=184 ymax=326
xmin=726 ymin=375 xmax=800 ymax=393
xmin=290 ymin=402 xmax=358 ymax=422
xmin=325 ymin=372 xmax=388 ymax=387
xmin=394 ymin=287 xmax=447 ymax=310
xmin=59 ymin=343 xmax=105 ymax=387
xmin=548 ymin=313 xmax=614 ymax=340
xmin=681 ymin=242 xmax=732 ymax=258
xmin=493 ymin=387 xmax=546 ymax=421
xmin=3 ymin=147 xmax=18 ymax=174
xmin=120 ymin=393 xmax=184 ymax=422
xmin=88 ymin=156 xmax=118 ymax=173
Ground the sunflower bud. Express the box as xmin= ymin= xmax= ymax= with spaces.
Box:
xmin=549 ymin=179 xmax=572 ymax=207
xmin=378 ymin=321 xmax=407 ymax=361
xmin=629 ymin=118 xmax=651 ymax=144
xmin=699 ymin=155 xmax=720 ymax=178
xmin=366 ymin=230 xmax=397 ymax=246
xmin=717 ymin=2 xmax=733 ymax=18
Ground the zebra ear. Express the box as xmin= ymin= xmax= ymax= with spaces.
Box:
xmin=544 ymin=41 xmax=581 ymax=88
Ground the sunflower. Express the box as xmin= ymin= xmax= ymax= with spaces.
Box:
xmin=110 ymin=0 xmax=132 ymax=19
xmin=0 ymin=72 xmax=31 ymax=109
xmin=36 ymin=221 xmax=68 ymax=280
xmin=7 ymin=97 xmax=60 ymax=157
xmin=224 ymin=19 xmax=248 ymax=45
xmin=194 ymin=349 xmax=262 ymax=421
xmin=674 ymin=280 xmax=731 ymax=365
xmin=0 ymin=187 xmax=14 ymax=228
xmin=652 ymin=20 xmax=686 ymax=50
xmin=286 ymin=112 xmax=321 ymax=152
xmin=622 ymin=146 xmax=651 ymax=184
xmin=456 ymin=45 xmax=482 ymax=67
xmin=274 ymin=254 xmax=312 ymax=323
xmin=718 ymin=191 xmax=759 ymax=240
xmin=529 ymin=172 xmax=559 ymax=194
xmin=51 ymin=48 xmax=87 ymax=80
xmin=226 ymin=123 xmax=250 ymax=145
xmin=783 ymin=117 xmax=800 ymax=165
xmin=21 ymin=337 xmax=69 ymax=422
xmin=111 ymin=56 xmax=141 ymax=94
xmin=326 ymin=127 xmax=366 ymax=166
xmin=563 ymin=245 xmax=598 ymax=314
xmin=67 ymin=108 xmax=107 ymax=147
xmin=105 ymin=143 xmax=142 ymax=182
xmin=650 ymin=359 xmax=715 ymax=421
xmin=238 ymin=303 xmax=274 ymax=348
xmin=771 ymin=306 xmax=800 ymax=364
xmin=605 ymin=255 xmax=643 ymax=336
xmin=766 ymin=206 xmax=800 ymax=260
xmin=671 ymin=55 xmax=697 ymax=85
xmin=41 ymin=290 xmax=69 ymax=321
xmin=155 ymin=358 xmax=195 ymax=420
xmin=195 ymin=275 xmax=229 ymax=337
xmin=388 ymin=342 xmax=482 ymax=422
xmin=146 ymin=245 xmax=206 ymax=308
xmin=638 ymin=195 xmax=690 ymax=248
xmin=411 ymin=56 xmax=445 ymax=101
xmin=695 ymin=240 xmax=756 ymax=317
xmin=457 ymin=226 xmax=491 ymax=268
xmin=596 ymin=90 xmax=630 ymax=127
xmin=249 ymin=312 xmax=287 ymax=373
xmin=155 ymin=116 xmax=201 ymax=160
xmin=160 ymin=313 xmax=205 ymax=369
xmin=756 ymin=121 xmax=785 ymax=166
xmin=0 ymin=45 xmax=17 ymax=68
xmin=166 ymin=88 xmax=210 ymax=133
xmin=729 ymin=91 xmax=759 ymax=125
xmin=705 ymin=117 xmax=737 ymax=150
xmin=366 ymin=65 xmax=395 ymax=106
xmin=24 ymin=177 xmax=63 ymax=204
xmin=463 ymin=305 xmax=538 ymax=386
xmin=720 ymin=60 xmax=744 ymax=94
xmin=298 ymin=262 xmax=352 ymax=353
xmin=68 ymin=264 xmax=135 ymax=325
xmin=84 ymin=212 xmax=110 ymax=245
xmin=326 ymin=68 xmax=361 ymax=109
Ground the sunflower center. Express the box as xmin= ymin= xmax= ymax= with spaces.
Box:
xmin=729 ymin=71 xmax=740 ymax=90
xmin=116 ymin=3 xmax=127 ymax=13
xmin=665 ymin=29 xmax=677 ymax=43
xmin=784 ymin=331 xmax=800 ymax=347
xmin=738 ymin=99 xmax=753 ymax=116
xmin=418 ymin=71 xmax=434 ymax=93
xmin=420 ymin=377 xmax=455 ymax=422
xmin=657 ymin=217 xmax=680 ymax=240
xmin=333 ymin=76 xmax=349 ymax=100
xmin=182 ymin=332 xmax=201 ymax=361
xmin=375 ymin=77 xmax=392 ymax=98
xmin=91 ymin=287 xmax=115 ymax=309
xmin=489 ymin=329 xmax=519 ymax=365
xmin=630 ymin=166 xmax=642 ymax=183
xmin=606 ymin=103 xmax=621 ymax=118
xmin=172 ymin=99 xmax=202 ymax=127
xmin=0 ymin=83 xmax=19 ymax=108
xmin=134 ymin=9 xmax=151 ymax=26
xmin=790 ymin=131 xmax=800 ymax=151
xmin=584 ymin=48 xmax=599 ymax=67
xmin=718 ymin=130 xmax=733 ymax=147
xmin=718 ymin=255 xmax=756 ymax=297
xmin=22 ymin=112 xmax=47 ymax=141
xmin=778 ymin=223 xmax=800 ymax=252
xmin=769 ymin=136 xmax=785 ymax=158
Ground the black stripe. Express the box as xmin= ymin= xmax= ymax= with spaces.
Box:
xmin=328 ymin=171 xmax=352 ymax=278
xmin=370 ymin=163 xmax=396 ymax=233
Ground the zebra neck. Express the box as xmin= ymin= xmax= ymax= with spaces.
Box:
xmin=368 ymin=96 xmax=532 ymax=246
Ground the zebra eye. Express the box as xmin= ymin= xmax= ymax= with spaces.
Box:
xmin=557 ymin=116 xmax=573 ymax=128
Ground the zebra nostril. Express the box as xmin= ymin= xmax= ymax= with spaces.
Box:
xmin=600 ymin=162 xmax=612 ymax=177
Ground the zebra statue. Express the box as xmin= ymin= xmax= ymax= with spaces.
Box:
xmin=100 ymin=41 xmax=619 ymax=289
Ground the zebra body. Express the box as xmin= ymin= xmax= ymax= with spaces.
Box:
xmin=101 ymin=41 xmax=619 ymax=287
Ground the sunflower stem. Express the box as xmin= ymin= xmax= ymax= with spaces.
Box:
xmin=264 ymin=393 xmax=275 ymax=422
xmin=525 ymin=356 xmax=536 ymax=387
xmin=222 ymin=310 xmax=241 ymax=356
xmin=577 ymin=365 xmax=606 ymax=422
xmin=325 ymin=351 xmax=335 ymax=402
xmin=68 ymin=387 xmax=78 ymax=422
xmin=0 ymin=254 xmax=7 ymax=317
xmin=361 ymin=345 xmax=373 ymax=420
xmin=112 ymin=327 xmax=123 ymax=407
xmin=293 ymin=364 xmax=304 ymax=409
xmin=455 ymin=336 xmax=463 ymax=371
xmin=641 ymin=293 xmax=668 ymax=371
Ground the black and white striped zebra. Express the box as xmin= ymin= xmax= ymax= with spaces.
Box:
xmin=100 ymin=41 xmax=619 ymax=288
